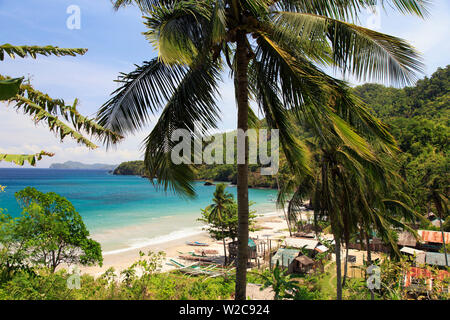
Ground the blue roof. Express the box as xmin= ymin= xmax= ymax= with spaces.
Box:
xmin=271 ymin=248 xmax=299 ymax=268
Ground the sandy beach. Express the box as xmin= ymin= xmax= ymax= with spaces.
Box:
xmin=78 ymin=209 xmax=291 ymax=277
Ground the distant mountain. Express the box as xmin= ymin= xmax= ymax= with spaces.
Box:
xmin=50 ymin=161 xmax=118 ymax=170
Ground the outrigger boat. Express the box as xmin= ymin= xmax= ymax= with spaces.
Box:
xmin=168 ymin=259 xmax=235 ymax=279
xmin=186 ymin=241 xmax=209 ymax=247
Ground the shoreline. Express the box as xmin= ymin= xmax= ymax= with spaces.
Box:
xmin=78 ymin=210 xmax=290 ymax=277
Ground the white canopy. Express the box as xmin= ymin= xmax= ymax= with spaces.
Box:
xmin=284 ymin=238 xmax=319 ymax=250
xmin=400 ymin=247 xmax=424 ymax=255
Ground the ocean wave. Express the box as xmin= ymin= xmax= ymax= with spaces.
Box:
xmin=102 ymin=226 xmax=204 ymax=256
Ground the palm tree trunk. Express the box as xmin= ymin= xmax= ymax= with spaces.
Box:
xmin=334 ymin=234 xmax=343 ymax=300
xmin=276 ymin=175 xmax=292 ymax=236
xmin=365 ymin=231 xmax=372 ymax=263
xmin=222 ymin=227 xmax=227 ymax=265
xmin=234 ymin=30 xmax=250 ymax=300
xmin=365 ymin=230 xmax=374 ymax=300
xmin=342 ymin=244 xmax=349 ymax=287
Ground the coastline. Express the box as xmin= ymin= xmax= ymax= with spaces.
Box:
xmin=78 ymin=209 xmax=290 ymax=277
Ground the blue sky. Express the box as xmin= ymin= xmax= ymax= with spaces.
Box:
xmin=0 ymin=0 xmax=449 ymax=167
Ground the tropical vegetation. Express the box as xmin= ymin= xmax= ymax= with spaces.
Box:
xmin=97 ymin=0 xmax=427 ymax=300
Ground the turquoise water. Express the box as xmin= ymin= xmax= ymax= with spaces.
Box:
xmin=0 ymin=169 xmax=277 ymax=253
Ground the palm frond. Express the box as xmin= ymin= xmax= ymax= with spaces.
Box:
xmin=272 ymin=0 xmax=429 ymax=20
xmin=10 ymin=95 xmax=99 ymax=149
xmin=0 ymin=44 xmax=86 ymax=61
xmin=0 ymin=77 xmax=23 ymax=100
xmin=143 ymin=1 xmax=211 ymax=64
xmin=143 ymin=59 xmax=222 ymax=197
xmin=15 ymin=82 xmax=123 ymax=147
xmin=272 ymin=11 xmax=424 ymax=86
xmin=249 ymin=59 xmax=311 ymax=179
xmin=0 ymin=151 xmax=54 ymax=166
xmin=97 ymin=59 xmax=188 ymax=135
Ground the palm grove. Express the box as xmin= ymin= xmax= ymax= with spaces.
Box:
xmin=95 ymin=0 xmax=434 ymax=300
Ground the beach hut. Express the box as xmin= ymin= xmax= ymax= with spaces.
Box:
xmin=271 ymin=248 xmax=316 ymax=274
xmin=294 ymin=255 xmax=315 ymax=274
xmin=417 ymin=230 xmax=450 ymax=252
xmin=271 ymin=248 xmax=299 ymax=273
xmin=283 ymin=238 xmax=319 ymax=252
xmin=425 ymin=252 xmax=450 ymax=268
xmin=228 ymin=238 xmax=258 ymax=262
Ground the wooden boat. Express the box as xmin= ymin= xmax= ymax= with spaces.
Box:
xmin=179 ymin=255 xmax=214 ymax=262
xmin=186 ymin=241 xmax=209 ymax=247
xmin=194 ymin=249 xmax=218 ymax=255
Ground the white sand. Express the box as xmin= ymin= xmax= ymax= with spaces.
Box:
xmin=76 ymin=209 xmax=292 ymax=278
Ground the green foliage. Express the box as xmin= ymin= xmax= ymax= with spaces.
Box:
xmin=0 ymin=43 xmax=122 ymax=166
xmin=0 ymin=187 xmax=102 ymax=278
xmin=0 ymin=44 xmax=87 ymax=60
xmin=199 ymin=184 xmax=256 ymax=242
xmin=0 ymin=77 xmax=22 ymax=100
xmin=0 ymin=151 xmax=54 ymax=166
xmin=258 ymin=264 xmax=322 ymax=300
xmin=0 ymin=250 xmax=236 ymax=300
xmin=113 ymin=160 xmax=148 ymax=176
xmin=354 ymin=65 xmax=449 ymax=216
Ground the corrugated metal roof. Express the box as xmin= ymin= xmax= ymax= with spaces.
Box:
xmin=315 ymin=245 xmax=329 ymax=253
xmin=295 ymin=255 xmax=314 ymax=266
xmin=283 ymin=238 xmax=319 ymax=250
xmin=398 ymin=231 xmax=417 ymax=247
xmin=419 ymin=230 xmax=450 ymax=244
xmin=400 ymin=247 xmax=424 ymax=255
xmin=271 ymin=248 xmax=299 ymax=268
xmin=425 ymin=252 xmax=450 ymax=267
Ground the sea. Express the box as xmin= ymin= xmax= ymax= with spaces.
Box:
xmin=0 ymin=168 xmax=278 ymax=254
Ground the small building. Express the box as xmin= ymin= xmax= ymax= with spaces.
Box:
xmin=417 ymin=230 xmax=450 ymax=252
xmin=398 ymin=231 xmax=417 ymax=248
xmin=228 ymin=238 xmax=258 ymax=261
xmin=425 ymin=252 xmax=450 ymax=268
xmin=283 ymin=237 xmax=319 ymax=252
xmin=271 ymin=248 xmax=315 ymax=274
xmin=404 ymin=267 xmax=449 ymax=293
xmin=271 ymin=248 xmax=300 ymax=273
xmin=294 ymin=255 xmax=315 ymax=274
xmin=419 ymin=230 xmax=450 ymax=245
xmin=293 ymin=231 xmax=315 ymax=239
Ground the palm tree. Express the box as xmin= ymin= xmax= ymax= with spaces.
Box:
xmin=98 ymin=0 xmax=426 ymax=299
xmin=280 ymin=117 xmax=425 ymax=299
xmin=422 ymin=176 xmax=448 ymax=266
xmin=204 ymin=183 xmax=235 ymax=264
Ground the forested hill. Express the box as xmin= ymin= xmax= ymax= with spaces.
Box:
xmin=353 ymin=65 xmax=449 ymax=157
xmin=354 ymin=65 xmax=449 ymax=122
xmin=354 ymin=66 xmax=448 ymax=221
